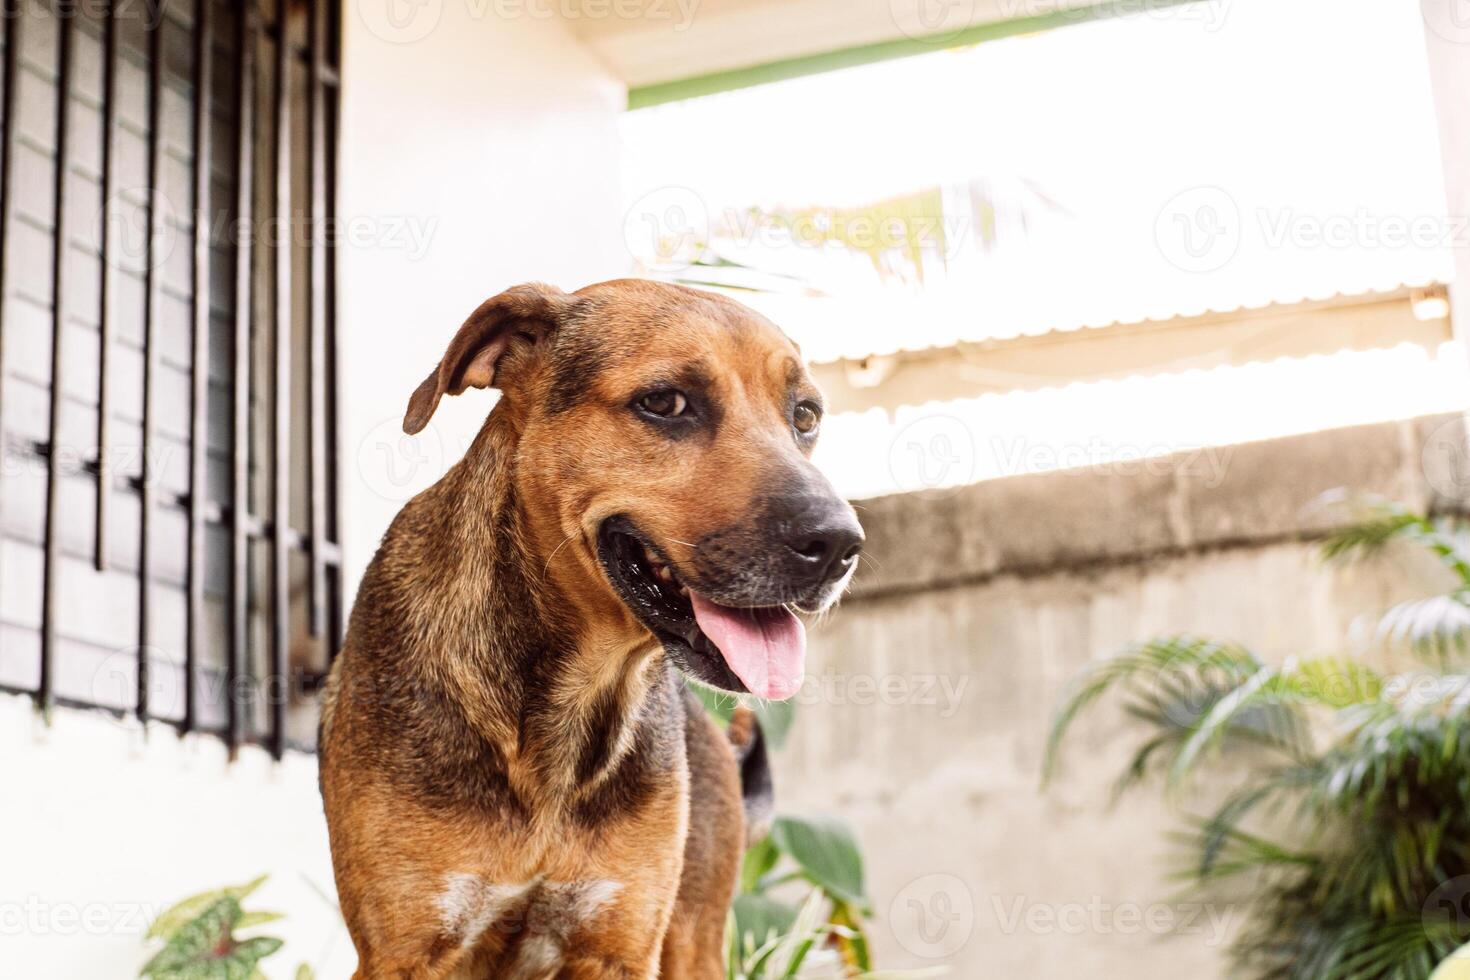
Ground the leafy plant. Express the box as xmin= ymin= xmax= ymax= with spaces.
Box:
xmin=1045 ymin=496 xmax=1470 ymax=980
xmin=141 ymin=876 xmax=311 ymax=980
xmin=693 ymin=682 xmax=940 ymax=979
xmin=729 ymin=815 xmax=874 ymax=978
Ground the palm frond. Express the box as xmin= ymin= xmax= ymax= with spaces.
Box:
xmin=1043 ymin=637 xmax=1262 ymax=784
xmin=1378 ymin=593 xmax=1470 ymax=663
xmin=1318 ymin=493 xmax=1470 ymax=587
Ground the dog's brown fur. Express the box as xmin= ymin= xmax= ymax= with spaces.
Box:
xmin=321 ymin=280 xmax=854 ymax=979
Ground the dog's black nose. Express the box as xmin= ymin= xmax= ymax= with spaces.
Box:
xmin=781 ymin=505 xmax=864 ymax=585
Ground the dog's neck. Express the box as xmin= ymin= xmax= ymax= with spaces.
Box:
xmin=382 ymin=408 xmax=668 ymax=810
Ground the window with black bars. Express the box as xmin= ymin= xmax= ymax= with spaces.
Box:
xmin=0 ymin=0 xmax=342 ymax=758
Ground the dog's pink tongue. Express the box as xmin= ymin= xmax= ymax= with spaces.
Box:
xmin=688 ymin=593 xmax=806 ymax=701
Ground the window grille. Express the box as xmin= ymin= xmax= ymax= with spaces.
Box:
xmin=0 ymin=0 xmax=342 ymax=758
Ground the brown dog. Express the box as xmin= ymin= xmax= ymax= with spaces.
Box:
xmin=319 ymin=279 xmax=863 ymax=979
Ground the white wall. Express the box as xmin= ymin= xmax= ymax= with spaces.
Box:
xmin=5 ymin=7 xmax=629 ymax=977
xmin=338 ymin=0 xmax=630 ymax=599
xmin=0 ymin=694 xmax=352 ymax=977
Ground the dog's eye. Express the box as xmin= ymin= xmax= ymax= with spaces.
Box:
xmin=638 ymin=389 xmax=688 ymax=418
xmin=793 ymin=401 xmax=821 ymax=435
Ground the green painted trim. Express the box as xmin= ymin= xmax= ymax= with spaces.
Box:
xmin=626 ymin=0 xmax=1207 ymax=109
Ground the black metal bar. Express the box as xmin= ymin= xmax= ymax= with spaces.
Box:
xmin=324 ymin=0 xmax=343 ymax=667
xmin=95 ymin=0 xmax=118 ymax=572
xmin=229 ymin=0 xmax=256 ymax=756
xmin=269 ymin=0 xmax=291 ymax=760
xmin=306 ymin=0 xmax=326 ymax=640
xmin=184 ymin=0 xmax=214 ymax=735
xmin=40 ymin=0 xmax=75 ymax=716
xmin=0 ymin=0 xmax=17 ymax=630
xmin=137 ymin=0 xmax=165 ymax=723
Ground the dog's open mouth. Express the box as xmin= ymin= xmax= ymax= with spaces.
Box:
xmin=596 ymin=517 xmax=806 ymax=700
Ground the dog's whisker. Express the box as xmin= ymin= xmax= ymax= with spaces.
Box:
xmin=541 ymin=531 xmax=579 ymax=579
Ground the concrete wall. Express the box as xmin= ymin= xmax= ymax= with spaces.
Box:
xmin=774 ymin=413 xmax=1470 ymax=979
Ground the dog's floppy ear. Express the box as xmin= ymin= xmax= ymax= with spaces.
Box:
xmin=403 ymin=283 xmax=571 ymax=434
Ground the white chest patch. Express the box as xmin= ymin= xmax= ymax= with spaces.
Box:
xmin=435 ymin=873 xmax=623 ymax=974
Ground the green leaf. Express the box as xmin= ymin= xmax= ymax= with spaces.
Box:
xmin=141 ymin=897 xmax=242 ymax=976
xmin=294 ymin=965 xmax=316 ymax=980
xmin=147 ymin=876 xmax=269 ymax=941
xmin=770 ymin=815 xmax=868 ymax=910
xmin=235 ymin=911 xmax=285 ymax=931
xmin=730 ymin=892 xmax=799 ymax=953
xmin=227 ymin=937 xmax=284 ymax=975
xmin=740 ymin=835 xmax=781 ymax=894
xmin=752 ymin=697 xmax=796 ymax=749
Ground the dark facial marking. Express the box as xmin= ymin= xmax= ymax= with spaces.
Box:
xmin=545 ymin=327 xmax=608 ymax=415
